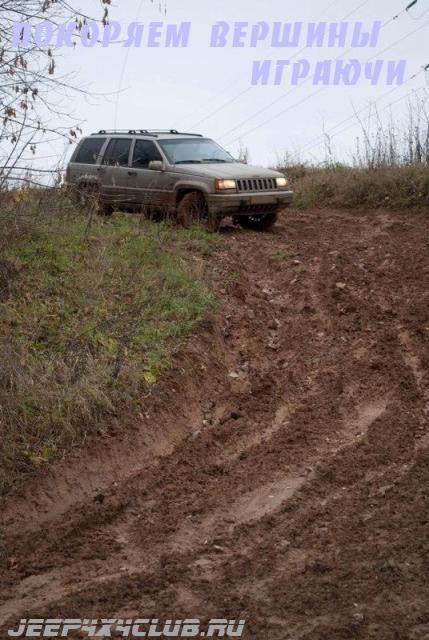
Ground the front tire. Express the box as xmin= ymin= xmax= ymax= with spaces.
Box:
xmin=236 ymin=211 xmax=278 ymax=231
xmin=177 ymin=192 xmax=220 ymax=232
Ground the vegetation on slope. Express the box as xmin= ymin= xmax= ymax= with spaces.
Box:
xmin=277 ymin=92 xmax=429 ymax=210
xmin=0 ymin=189 xmax=217 ymax=493
xmin=282 ymin=164 xmax=429 ymax=210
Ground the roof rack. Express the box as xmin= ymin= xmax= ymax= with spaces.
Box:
xmin=146 ymin=130 xmax=203 ymax=137
xmin=92 ymin=129 xmax=203 ymax=138
xmin=93 ymin=129 xmax=158 ymax=138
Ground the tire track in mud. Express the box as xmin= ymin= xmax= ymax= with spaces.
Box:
xmin=1 ymin=209 xmax=428 ymax=639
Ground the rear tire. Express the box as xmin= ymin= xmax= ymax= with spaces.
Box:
xmin=97 ymin=202 xmax=114 ymax=217
xmin=141 ymin=206 xmax=163 ymax=222
xmin=72 ymin=185 xmax=113 ymax=217
xmin=177 ymin=192 xmax=220 ymax=232
xmin=236 ymin=211 xmax=278 ymax=231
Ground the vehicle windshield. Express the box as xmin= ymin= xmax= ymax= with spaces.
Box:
xmin=158 ymin=138 xmax=234 ymax=164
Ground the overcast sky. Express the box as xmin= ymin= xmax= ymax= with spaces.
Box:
xmin=43 ymin=0 xmax=429 ymax=167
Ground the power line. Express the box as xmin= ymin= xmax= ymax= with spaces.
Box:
xmin=177 ymin=77 xmax=245 ymax=128
xmin=301 ymin=65 xmax=429 ymax=154
xmin=341 ymin=0 xmax=371 ymax=20
xmin=187 ymin=0 xmax=368 ymax=129
xmin=404 ymin=1 xmax=429 ymax=20
xmin=221 ymin=17 xmax=429 ymax=146
xmin=190 ymin=87 xmax=253 ymax=130
xmin=367 ymin=16 xmax=428 ymax=61
xmin=380 ymin=1 xmax=424 ymax=26
xmin=218 ymin=1 xmax=426 ymax=143
xmin=305 ymin=85 xmax=428 ymax=160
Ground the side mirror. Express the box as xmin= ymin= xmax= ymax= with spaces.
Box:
xmin=148 ymin=160 xmax=165 ymax=172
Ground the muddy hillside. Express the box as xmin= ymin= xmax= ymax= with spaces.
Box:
xmin=1 ymin=208 xmax=429 ymax=640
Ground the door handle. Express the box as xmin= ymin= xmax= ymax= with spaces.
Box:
xmin=128 ymin=170 xmax=137 ymax=176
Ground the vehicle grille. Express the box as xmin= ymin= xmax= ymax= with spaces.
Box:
xmin=236 ymin=178 xmax=277 ymax=192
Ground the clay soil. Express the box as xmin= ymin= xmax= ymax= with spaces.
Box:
xmin=1 ymin=208 xmax=429 ymax=639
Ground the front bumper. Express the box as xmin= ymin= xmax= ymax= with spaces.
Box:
xmin=208 ymin=189 xmax=294 ymax=215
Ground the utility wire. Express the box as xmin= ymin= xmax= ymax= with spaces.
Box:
xmin=176 ymin=77 xmax=245 ymax=129
xmin=188 ymin=0 xmax=369 ymax=129
xmin=301 ymin=64 xmax=429 ymax=154
xmin=383 ymin=0 xmax=426 ymax=24
xmin=189 ymin=88 xmax=253 ymax=130
xmin=178 ymin=0 xmax=344 ymax=127
xmin=218 ymin=1 xmax=425 ymax=143
xmin=221 ymin=17 xmax=429 ymax=146
xmin=305 ymin=85 xmax=428 ymax=159
xmin=405 ymin=2 xmax=429 ymax=20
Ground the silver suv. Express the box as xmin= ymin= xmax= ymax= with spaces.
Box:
xmin=65 ymin=130 xmax=294 ymax=231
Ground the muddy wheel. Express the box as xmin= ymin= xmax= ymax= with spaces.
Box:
xmin=177 ymin=192 xmax=221 ymax=232
xmin=97 ymin=202 xmax=114 ymax=217
xmin=236 ymin=211 xmax=278 ymax=231
xmin=74 ymin=185 xmax=96 ymax=209
xmin=72 ymin=185 xmax=113 ymax=217
xmin=145 ymin=208 xmax=164 ymax=223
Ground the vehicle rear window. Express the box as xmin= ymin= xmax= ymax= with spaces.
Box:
xmin=103 ymin=138 xmax=132 ymax=167
xmin=74 ymin=137 xmax=106 ymax=164
xmin=132 ymin=140 xmax=163 ymax=168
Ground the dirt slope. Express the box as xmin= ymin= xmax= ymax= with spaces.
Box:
xmin=1 ymin=209 xmax=429 ymax=639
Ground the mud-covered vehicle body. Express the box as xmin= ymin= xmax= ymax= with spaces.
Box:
xmin=65 ymin=129 xmax=294 ymax=231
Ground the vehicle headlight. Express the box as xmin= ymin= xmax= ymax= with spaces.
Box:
xmin=276 ymin=177 xmax=288 ymax=188
xmin=215 ymin=179 xmax=237 ymax=191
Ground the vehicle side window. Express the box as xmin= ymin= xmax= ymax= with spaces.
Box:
xmin=132 ymin=140 xmax=163 ymax=168
xmin=74 ymin=138 xmax=106 ymax=164
xmin=103 ymin=138 xmax=132 ymax=167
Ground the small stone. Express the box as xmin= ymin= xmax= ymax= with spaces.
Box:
xmin=267 ymin=342 xmax=280 ymax=351
xmin=336 ymin=282 xmax=347 ymax=290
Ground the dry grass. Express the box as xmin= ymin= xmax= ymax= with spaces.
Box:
xmin=276 ymin=92 xmax=429 ymax=210
xmin=283 ymin=164 xmax=429 ymax=210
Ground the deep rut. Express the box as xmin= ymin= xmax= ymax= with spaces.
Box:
xmin=1 ymin=209 xmax=429 ymax=640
